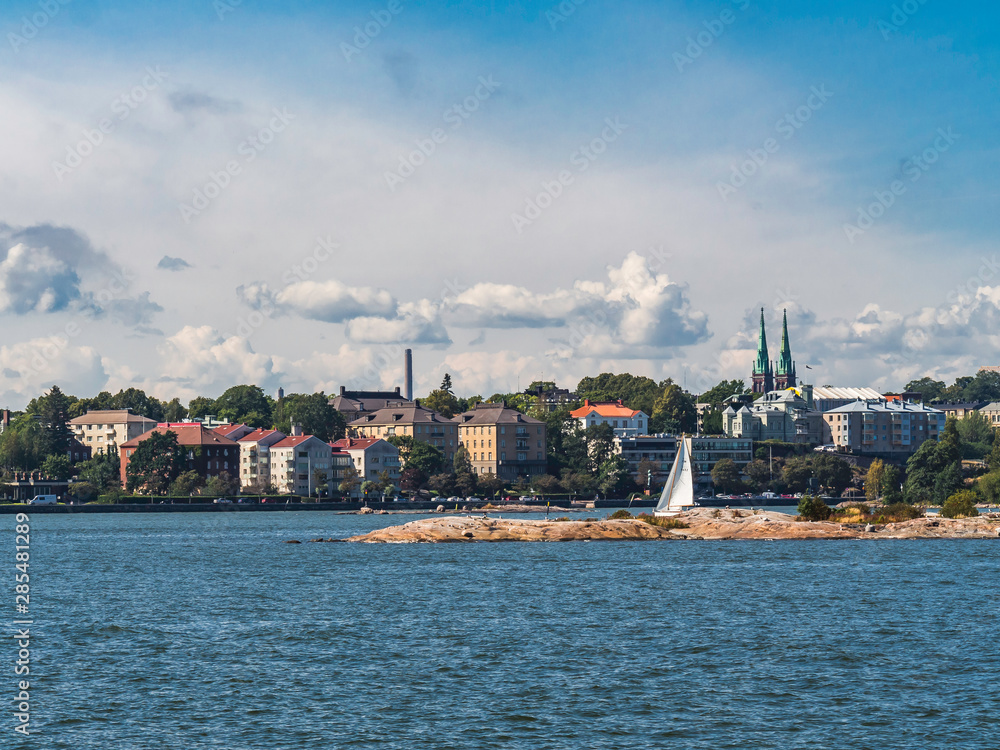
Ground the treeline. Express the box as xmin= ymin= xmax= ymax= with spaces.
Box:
xmin=905 ymin=371 xmax=1000 ymax=404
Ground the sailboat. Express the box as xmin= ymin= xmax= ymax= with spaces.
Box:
xmin=654 ymin=436 xmax=697 ymax=517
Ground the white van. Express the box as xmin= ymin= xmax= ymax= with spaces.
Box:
xmin=28 ymin=495 xmax=58 ymax=505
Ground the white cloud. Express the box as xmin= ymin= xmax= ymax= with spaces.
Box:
xmin=0 ymin=243 xmax=80 ymax=313
xmin=276 ymin=279 xmax=396 ymax=323
xmin=0 ymin=336 xmax=108 ymax=408
xmin=345 ymin=300 xmax=451 ymax=345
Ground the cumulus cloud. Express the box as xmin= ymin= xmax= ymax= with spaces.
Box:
xmin=157 ymin=326 xmax=278 ymax=392
xmin=0 ymin=243 xmax=81 ymax=313
xmin=276 ymin=280 xmax=396 ymax=323
xmin=0 ymin=336 xmax=109 ymax=408
xmin=157 ymin=255 xmax=192 ymax=271
xmin=447 ymin=252 xmax=709 ymax=358
xmin=345 ymin=300 xmax=451 ymax=345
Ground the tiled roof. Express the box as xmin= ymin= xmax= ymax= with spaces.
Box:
xmin=825 ymin=400 xmax=944 ymax=414
xmin=349 ymin=405 xmax=453 ymax=426
xmin=213 ymin=424 xmax=249 ymax=437
xmin=330 ymin=438 xmax=384 ymax=450
xmin=569 ymin=399 xmax=642 ymax=419
xmin=237 ymin=429 xmax=283 ymax=442
xmin=70 ymin=410 xmax=157 ymax=425
xmin=121 ymin=424 xmax=240 ymax=448
xmin=455 ymin=402 xmax=544 ymax=425
xmin=269 ymin=435 xmax=324 ymax=449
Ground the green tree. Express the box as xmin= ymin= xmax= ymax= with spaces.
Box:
xmin=276 ymin=392 xmax=345 ymax=442
xmin=441 ymin=373 xmax=454 ymax=394
xmin=387 ymin=435 xmax=415 ymax=464
xmin=698 ymin=379 xmax=748 ymax=407
xmin=744 ymin=459 xmax=771 ymax=493
xmin=338 ymin=464 xmax=360 ymax=498
xmin=575 ymin=373 xmax=662 ymax=418
xmin=41 ymin=454 xmax=72 ymax=480
xmin=421 ymin=389 xmax=461 ymax=418
xmin=881 ymin=465 xmax=903 ymax=503
xmin=905 ymin=377 xmax=946 ymax=402
xmin=797 ymin=494 xmax=831 ymax=521
xmin=651 ymin=379 xmax=697 ymax=433
xmin=701 ymin=409 xmax=724 ymax=435
xmin=0 ymin=415 xmax=49 ymax=472
xmin=125 ymin=431 xmax=182 ymax=495
xmin=399 ymin=466 xmax=427 ymax=492
xmin=711 ymin=458 xmax=744 ymax=494
xmin=214 ymin=385 xmax=273 ymax=428
xmin=77 ymin=447 xmax=121 ymax=491
xmin=427 ymin=473 xmax=457 ymax=497
xmin=597 ymin=455 xmax=633 ymax=498
xmin=532 ymin=473 xmax=562 ymax=498
xmin=168 ymin=470 xmax=204 ymax=496
xmin=162 ymin=398 xmax=188 ymax=422
xmin=637 ymin=457 xmax=662 ymax=491
xmin=559 ymin=469 xmax=598 ymax=499
xmin=407 ymin=442 xmax=446 ymax=476
xmin=38 ymin=385 xmax=74 ymax=457
xmin=188 ymin=396 xmax=216 ymax=420
xmin=584 ymin=423 xmax=616 ymax=471
xmin=479 ymin=473 xmax=504 ymax=498
xmin=941 ymin=490 xmax=979 ymax=519
xmin=865 ymin=459 xmax=886 ymax=502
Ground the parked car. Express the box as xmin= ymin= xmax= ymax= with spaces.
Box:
xmin=213 ymin=497 xmax=233 ymax=504
xmin=28 ymin=495 xmax=57 ymax=505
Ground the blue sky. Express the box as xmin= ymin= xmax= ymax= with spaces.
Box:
xmin=1 ymin=0 xmax=999 ymax=407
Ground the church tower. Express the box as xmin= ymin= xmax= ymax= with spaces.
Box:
xmin=751 ymin=308 xmax=773 ymax=394
xmin=774 ymin=309 xmax=796 ymax=390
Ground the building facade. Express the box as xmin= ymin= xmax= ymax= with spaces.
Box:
xmin=822 ymin=400 xmax=945 ymax=456
xmin=329 ymin=438 xmax=401 ymax=486
xmin=722 ymin=388 xmax=823 ymax=444
xmin=70 ymin=409 xmax=158 ymax=455
xmin=616 ymin=435 xmax=754 ymax=492
xmin=330 ymin=387 xmax=413 ymax=424
xmin=569 ymin=399 xmax=649 ymax=437
xmin=453 ymin=402 xmax=547 ymax=479
xmin=349 ymin=404 xmax=459 ymax=462
xmin=119 ymin=424 xmax=240 ymax=488
xmin=236 ymin=429 xmax=287 ymax=490
xmin=267 ymin=435 xmax=334 ymax=496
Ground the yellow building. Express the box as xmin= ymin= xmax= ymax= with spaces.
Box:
xmin=454 ymin=402 xmax=547 ymax=479
xmin=69 ymin=409 xmax=158 ymax=455
xmin=349 ymin=404 xmax=458 ymax=462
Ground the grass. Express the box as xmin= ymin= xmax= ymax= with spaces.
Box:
xmin=636 ymin=513 xmax=689 ymax=529
xmin=829 ymin=502 xmax=925 ymax=525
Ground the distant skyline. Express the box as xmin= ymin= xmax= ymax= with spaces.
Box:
xmin=2 ymin=0 xmax=1000 ymax=409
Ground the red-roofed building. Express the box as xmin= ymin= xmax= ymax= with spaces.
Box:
xmin=236 ymin=429 xmax=287 ymax=491
xmin=330 ymin=438 xmax=401 ymax=488
xmin=213 ymin=424 xmax=256 ymax=441
xmin=569 ymin=399 xmax=648 ymax=437
xmin=267 ymin=434 xmax=334 ymax=496
xmin=119 ymin=423 xmax=241 ymax=487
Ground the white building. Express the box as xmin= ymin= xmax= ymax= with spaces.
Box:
xmin=823 ymin=399 xmax=945 ymax=456
xmin=330 ymin=438 xmax=401 ymax=486
xmin=69 ymin=410 xmax=158 ymax=455
xmin=236 ymin=428 xmax=287 ymax=489
xmin=268 ymin=435 xmax=334 ymax=496
xmin=569 ymin=400 xmax=649 ymax=437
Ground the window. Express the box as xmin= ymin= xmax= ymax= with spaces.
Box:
xmin=501 ymin=452 xmax=506 ymax=460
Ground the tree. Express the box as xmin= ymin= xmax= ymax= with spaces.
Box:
xmin=598 ymin=455 xmax=633 ymax=498
xmin=162 ymin=398 xmax=188 ymax=422
xmin=651 ymin=380 xmax=697 ymax=433
xmin=797 ymin=494 xmax=831 ymax=521
xmin=188 ymin=396 xmax=216 ymax=420
xmin=168 ymin=471 xmax=204 ymax=496
xmin=38 ymin=385 xmax=74 ymax=457
xmin=387 ymin=435 xmax=415 ymax=464
xmin=533 ymin=473 xmax=562 ymax=498
xmin=215 ymin=385 xmax=274 ymax=428
xmin=441 ymin=373 xmax=454 ymax=394
xmin=41 ymin=454 xmax=72 ymax=481
xmin=584 ymin=423 xmax=616 ymax=471
xmin=988 ymin=434 xmax=1000 ymax=472
xmin=77 ymin=447 xmax=121 ymax=491
xmin=421 ymin=389 xmax=461 ymax=418
xmin=905 ymin=377 xmax=946 ymax=403
xmin=478 ymin=473 xmax=504 ymax=499
xmin=744 ymin=459 xmax=771 ymax=493
xmin=865 ymin=459 xmax=886 ymax=502
xmin=0 ymin=416 xmax=49 ymax=472
xmin=360 ymin=480 xmax=379 ymax=498
xmin=881 ymin=465 xmax=903 ymax=503
xmin=941 ymin=490 xmax=979 ymax=519
xmin=701 ymin=409 xmax=724 ymax=435
xmin=575 ymin=373 xmax=662 ymax=418
xmin=125 ymin=431 xmax=182 ymax=495
xmin=559 ymin=469 xmax=597 ymax=499
xmin=637 ymin=458 xmax=662 ymax=491
xmin=698 ymin=379 xmax=748 ymax=408
xmin=338 ymin=464 xmax=360 ymax=498
xmin=277 ymin=392 xmax=345 ymax=442
xmin=427 ymin=473 xmax=457 ymax=497
xmin=399 ymin=466 xmax=427 ymax=492
xmin=711 ymin=459 xmax=744 ymax=494
xmin=407 ymin=442 xmax=446 ymax=476
xmin=956 ymin=411 xmax=994 ymax=459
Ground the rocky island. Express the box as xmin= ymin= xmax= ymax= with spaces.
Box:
xmin=339 ymin=508 xmax=1000 ymax=543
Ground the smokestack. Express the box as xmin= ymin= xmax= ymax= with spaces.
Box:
xmin=291 ymin=422 xmax=302 ymax=437
xmin=404 ymin=348 xmax=413 ymax=401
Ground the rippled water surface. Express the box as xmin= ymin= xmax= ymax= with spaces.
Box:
xmin=9 ymin=511 xmax=1000 ymax=749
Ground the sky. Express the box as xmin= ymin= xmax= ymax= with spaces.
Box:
xmin=1 ymin=0 xmax=999 ymax=409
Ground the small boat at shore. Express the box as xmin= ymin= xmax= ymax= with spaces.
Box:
xmin=654 ymin=435 xmax=698 ymax=517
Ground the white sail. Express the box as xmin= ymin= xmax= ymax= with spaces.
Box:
xmin=654 ymin=436 xmax=696 ymax=516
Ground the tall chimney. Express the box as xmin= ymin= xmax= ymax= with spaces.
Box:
xmin=404 ymin=348 xmax=413 ymax=401
xmin=291 ymin=422 xmax=302 ymax=437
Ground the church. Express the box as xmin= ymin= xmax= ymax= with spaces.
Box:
xmin=751 ymin=308 xmax=796 ymax=394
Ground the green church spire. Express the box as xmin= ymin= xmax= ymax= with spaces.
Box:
xmin=753 ymin=307 xmax=771 ymax=376
xmin=776 ymin=309 xmax=793 ymax=376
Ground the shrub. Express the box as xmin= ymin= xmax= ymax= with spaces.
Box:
xmin=608 ymin=509 xmax=633 ymax=520
xmin=797 ymin=494 xmax=831 ymax=522
xmin=636 ymin=513 xmax=688 ymax=529
xmin=942 ymin=491 xmax=980 ymax=519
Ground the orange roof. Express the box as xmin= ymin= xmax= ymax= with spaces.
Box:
xmin=569 ymin=399 xmax=642 ymax=419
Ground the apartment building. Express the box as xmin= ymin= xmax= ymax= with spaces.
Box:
xmin=119 ymin=423 xmax=240 ymax=486
xmin=453 ymin=402 xmax=547 ymax=479
xmin=235 ymin=429 xmax=287 ymax=490
xmin=349 ymin=404 xmax=459 ymax=462
xmin=616 ymin=434 xmax=754 ymax=492
xmin=823 ymin=399 xmax=945 ymax=456
xmin=267 ymin=435 xmax=334 ymax=496
xmin=70 ymin=409 xmax=158 ymax=455
xmin=329 ymin=438 xmax=401 ymax=485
